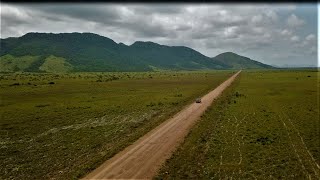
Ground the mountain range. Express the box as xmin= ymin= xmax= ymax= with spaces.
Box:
xmin=0 ymin=32 xmax=273 ymax=72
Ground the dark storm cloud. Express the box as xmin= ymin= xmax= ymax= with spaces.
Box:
xmin=131 ymin=5 xmax=184 ymax=15
xmin=175 ymin=24 xmax=192 ymax=31
xmin=20 ymin=4 xmax=122 ymax=25
xmin=37 ymin=4 xmax=177 ymax=38
xmin=120 ymin=21 xmax=174 ymax=38
xmin=2 ymin=13 xmax=30 ymax=26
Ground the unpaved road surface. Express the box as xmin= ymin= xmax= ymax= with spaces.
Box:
xmin=83 ymin=70 xmax=241 ymax=180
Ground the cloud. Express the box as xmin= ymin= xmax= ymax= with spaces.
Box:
xmin=1 ymin=4 xmax=34 ymax=26
xmin=175 ymin=24 xmax=192 ymax=31
xmin=1 ymin=3 xmax=317 ymax=67
xmin=265 ymin=9 xmax=278 ymax=22
xmin=251 ymin=15 xmax=263 ymax=24
xmin=223 ymin=26 xmax=239 ymax=39
xmin=281 ymin=29 xmax=292 ymax=36
xmin=131 ymin=5 xmax=184 ymax=15
xmin=290 ymin=35 xmax=300 ymax=42
xmin=305 ymin=34 xmax=316 ymax=41
xmin=309 ymin=46 xmax=316 ymax=54
xmin=287 ymin=14 xmax=305 ymax=27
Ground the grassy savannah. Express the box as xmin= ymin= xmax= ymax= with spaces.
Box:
xmin=0 ymin=70 xmax=234 ymax=179
xmin=157 ymin=69 xmax=320 ymax=179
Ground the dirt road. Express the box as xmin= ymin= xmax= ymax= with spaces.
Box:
xmin=83 ymin=70 xmax=241 ymax=180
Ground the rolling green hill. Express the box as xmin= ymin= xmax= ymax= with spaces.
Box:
xmin=211 ymin=52 xmax=273 ymax=69
xmin=0 ymin=54 xmax=40 ymax=72
xmin=0 ymin=32 xmax=273 ymax=72
xmin=39 ymin=55 xmax=73 ymax=73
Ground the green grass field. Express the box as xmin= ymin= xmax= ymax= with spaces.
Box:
xmin=157 ymin=69 xmax=319 ymax=179
xmin=0 ymin=71 xmax=233 ymax=179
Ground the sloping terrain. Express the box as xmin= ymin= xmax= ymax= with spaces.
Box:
xmin=212 ymin=52 xmax=273 ymax=69
xmin=0 ymin=54 xmax=40 ymax=72
xmin=39 ymin=55 xmax=73 ymax=73
xmin=0 ymin=33 xmax=222 ymax=72
xmin=0 ymin=33 xmax=273 ymax=72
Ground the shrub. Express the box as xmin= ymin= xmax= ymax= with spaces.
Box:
xmin=10 ymin=83 xmax=20 ymax=86
xmin=35 ymin=104 xmax=50 ymax=108
xmin=146 ymin=102 xmax=157 ymax=107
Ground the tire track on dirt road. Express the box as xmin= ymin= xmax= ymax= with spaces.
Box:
xmin=83 ymin=70 xmax=241 ymax=180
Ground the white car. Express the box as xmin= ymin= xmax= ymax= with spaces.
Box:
xmin=195 ymin=98 xmax=201 ymax=103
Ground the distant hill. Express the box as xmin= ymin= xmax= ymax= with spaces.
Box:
xmin=211 ymin=52 xmax=273 ymax=69
xmin=0 ymin=32 xmax=273 ymax=72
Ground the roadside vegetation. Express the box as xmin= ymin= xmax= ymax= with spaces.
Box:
xmin=0 ymin=70 xmax=233 ymax=179
xmin=157 ymin=69 xmax=320 ymax=179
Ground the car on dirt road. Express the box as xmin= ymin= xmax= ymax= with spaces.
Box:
xmin=195 ymin=98 xmax=201 ymax=103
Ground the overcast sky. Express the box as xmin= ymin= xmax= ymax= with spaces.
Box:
xmin=1 ymin=3 xmax=318 ymax=67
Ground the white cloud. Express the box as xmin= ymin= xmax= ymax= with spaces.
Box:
xmin=223 ymin=26 xmax=239 ymax=38
xmin=281 ymin=29 xmax=292 ymax=36
xmin=291 ymin=35 xmax=300 ymax=42
xmin=296 ymin=34 xmax=317 ymax=48
xmin=251 ymin=15 xmax=263 ymax=24
xmin=265 ymin=10 xmax=278 ymax=22
xmin=306 ymin=34 xmax=316 ymax=41
xmin=287 ymin=14 xmax=305 ymax=27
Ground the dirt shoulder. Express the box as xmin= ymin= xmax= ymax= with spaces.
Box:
xmin=83 ymin=70 xmax=241 ymax=180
